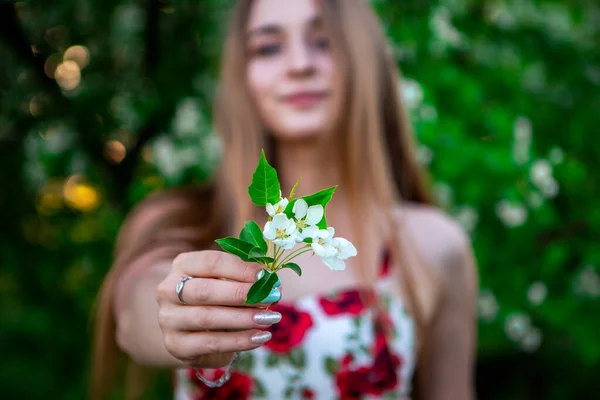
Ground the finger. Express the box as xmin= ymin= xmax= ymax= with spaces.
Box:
xmin=173 ymin=251 xmax=263 ymax=283
xmin=161 ymin=306 xmax=282 ymax=331
xmin=174 ymin=277 xmax=281 ymax=306
xmin=166 ymin=329 xmax=273 ymax=361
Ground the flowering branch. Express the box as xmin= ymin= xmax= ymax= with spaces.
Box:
xmin=216 ymin=150 xmax=357 ymax=304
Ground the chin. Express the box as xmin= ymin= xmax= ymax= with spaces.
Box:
xmin=268 ymin=113 xmax=334 ymax=142
xmin=270 ymin=125 xmax=329 ymax=142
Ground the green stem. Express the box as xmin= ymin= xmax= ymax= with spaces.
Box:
xmin=273 ymin=245 xmax=286 ymax=268
xmin=277 ymin=245 xmax=312 ymax=268
xmin=268 ymin=241 xmax=278 ymax=270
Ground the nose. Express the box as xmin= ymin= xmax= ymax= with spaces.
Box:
xmin=286 ymin=38 xmax=315 ymax=77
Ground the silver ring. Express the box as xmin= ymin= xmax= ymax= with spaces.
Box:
xmin=176 ymin=277 xmax=193 ymax=304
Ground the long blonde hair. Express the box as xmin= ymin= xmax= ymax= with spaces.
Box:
xmin=91 ymin=0 xmax=433 ymax=398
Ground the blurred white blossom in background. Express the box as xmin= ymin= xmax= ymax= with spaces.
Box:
xmin=174 ymin=98 xmax=203 ymax=137
xmin=455 ymin=205 xmax=479 ymax=234
xmin=549 ymin=146 xmax=565 ymax=164
xmin=521 ymin=327 xmax=542 ymax=353
xmin=401 ymin=78 xmax=424 ymax=111
xmin=478 ymin=290 xmax=499 ymax=322
xmin=572 ymin=265 xmax=600 ymax=298
xmin=430 ymin=6 xmax=468 ymax=53
xmin=416 ymin=145 xmax=434 ymax=166
xmin=496 ymin=200 xmax=528 ymax=227
xmin=505 ymin=312 xmax=531 ymax=341
xmin=513 ymin=116 xmax=532 ymax=165
xmin=527 ymin=281 xmax=548 ymax=306
xmin=432 ymin=182 xmax=454 ymax=209
xmin=530 ymin=159 xmax=559 ymax=198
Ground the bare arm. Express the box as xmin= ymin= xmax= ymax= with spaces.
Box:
xmin=115 ymin=258 xmax=180 ymax=367
xmin=418 ymin=222 xmax=478 ymax=400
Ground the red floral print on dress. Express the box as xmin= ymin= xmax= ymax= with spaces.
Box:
xmin=265 ymin=303 xmax=314 ymax=354
xmin=319 ymin=289 xmax=375 ymax=316
xmin=379 ymin=248 xmax=391 ymax=278
xmin=188 ymin=369 xmax=253 ymax=400
xmin=301 ymin=387 xmax=315 ymax=399
xmin=336 ymin=313 xmax=403 ymax=398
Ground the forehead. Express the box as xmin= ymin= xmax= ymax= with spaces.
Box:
xmin=247 ymin=0 xmax=321 ymax=30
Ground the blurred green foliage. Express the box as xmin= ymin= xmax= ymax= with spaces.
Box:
xmin=0 ymin=0 xmax=598 ymax=398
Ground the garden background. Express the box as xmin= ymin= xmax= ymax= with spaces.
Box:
xmin=1 ymin=0 xmax=598 ymax=398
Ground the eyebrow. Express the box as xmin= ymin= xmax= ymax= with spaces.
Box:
xmin=246 ymin=16 xmax=323 ymax=39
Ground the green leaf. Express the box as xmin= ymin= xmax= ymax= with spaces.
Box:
xmin=282 ymin=262 xmax=302 ymax=276
xmin=215 ymin=237 xmax=255 ymax=262
xmin=284 ymin=387 xmax=294 ymax=399
xmin=246 ymin=270 xmax=280 ymax=304
xmin=253 ymin=378 xmax=267 ymax=397
xmin=288 ymin=348 xmax=306 ymax=368
xmin=249 ymin=248 xmax=274 ymax=266
xmin=266 ymin=353 xmax=280 ymax=367
xmin=250 ymin=256 xmax=275 ymax=265
xmin=236 ymin=352 xmax=254 ymax=372
xmin=289 ymin=177 xmax=302 ymax=200
xmin=240 ymin=221 xmax=267 ymax=253
xmin=324 ymin=357 xmax=338 ymax=375
xmin=248 ymin=150 xmax=281 ymax=206
xmin=284 ymin=186 xmax=337 ymax=229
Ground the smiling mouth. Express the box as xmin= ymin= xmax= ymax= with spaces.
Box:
xmin=282 ymin=91 xmax=328 ymax=108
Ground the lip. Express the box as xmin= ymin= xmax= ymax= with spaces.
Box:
xmin=281 ymin=91 xmax=328 ymax=107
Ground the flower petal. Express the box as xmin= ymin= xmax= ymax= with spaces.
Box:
xmin=293 ymin=199 xmax=308 ymax=219
xmin=278 ymin=198 xmax=290 ymax=213
xmin=263 ymin=222 xmax=276 ymax=240
xmin=333 ymin=237 xmax=357 ymax=260
xmin=285 ymin=219 xmax=297 ymax=235
xmin=272 ymin=213 xmax=289 ymax=229
xmin=316 ymin=229 xmax=331 ymax=240
xmin=266 ymin=203 xmax=276 ymax=217
xmin=326 ymin=227 xmax=335 ymax=238
xmin=311 ymin=242 xmax=327 ymax=257
xmin=305 ymin=205 xmax=324 ymax=226
xmin=294 ymin=231 xmax=305 ymax=243
xmin=275 ymin=237 xmax=296 ymax=250
xmin=302 ymin=226 xmax=319 ymax=239
xmin=323 ymin=256 xmax=345 ymax=271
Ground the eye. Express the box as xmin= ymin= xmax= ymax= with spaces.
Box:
xmin=312 ymin=36 xmax=329 ymax=51
xmin=254 ymin=43 xmax=282 ymax=57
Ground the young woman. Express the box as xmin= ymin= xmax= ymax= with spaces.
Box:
xmin=92 ymin=0 xmax=478 ymax=399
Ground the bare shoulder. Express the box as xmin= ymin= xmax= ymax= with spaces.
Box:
xmin=394 ymin=202 xmax=477 ymax=293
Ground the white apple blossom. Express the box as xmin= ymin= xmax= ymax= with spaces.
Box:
xmin=266 ymin=196 xmax=289 ymax=217
xmin=321 ymin=237 xmax=358 ymax=271
xmin=311 ymin=228 xmax=357 ymax=271
xmin=263 ymin=214 xmax=296 ymax=250
xmin=311 ymin=228 xmax=337 ymax=258
xmin=292 ymin=199 xmax=324 ymax=242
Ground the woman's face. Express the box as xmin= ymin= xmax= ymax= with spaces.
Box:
xmin=245 ymin=0 xmax=338 ymax=141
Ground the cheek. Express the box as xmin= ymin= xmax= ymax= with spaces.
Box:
xmin=247 ymin=61 xmax=280 ymax=108
xmin=317 ymin=54 xmax=336 ymax=82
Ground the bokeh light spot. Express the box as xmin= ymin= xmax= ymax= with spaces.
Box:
xmin=104 ymin=140 xmax=127 ymax=164
xmin=54 ymin=60 xmax=81 ymax=90
xmin=63 ymin=45 xmax=90 ymax=69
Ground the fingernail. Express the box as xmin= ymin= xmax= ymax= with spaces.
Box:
xmin=260 ymin=288 xmax=281 ymax=304
xmin=256 ymin=270 xmax=282 ymax=288
xmin=251 ymin=331 xmax=272 ymax=344
xmin=256 ymin=270 xmax=265 ymax=280
xmin=253 ymin=311 xmax=282 ymax=325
